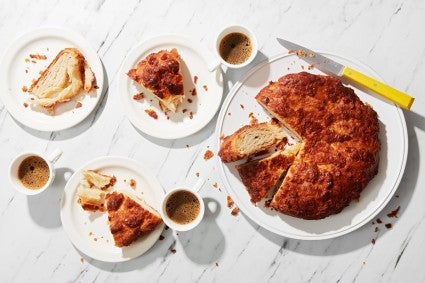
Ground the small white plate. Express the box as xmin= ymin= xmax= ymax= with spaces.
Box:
xmin=215 ymin=53 xmax=408 ymax=240
xmin=60 ymin=156 xmax=165 ymax=262
xmin=0 ymin=27 xmax=104 ymax=131
xmin=119 ymin=34 xmax=223 ymax=139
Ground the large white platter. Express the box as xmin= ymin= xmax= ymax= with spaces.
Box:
xmin=0 ymin=27 xmax=104 ymax=131
xmin=119 ymin=34 xmax=223 ymax=139
xmin=60 ymin=156 xmax=165 ymax=262
xmin=215 ymin=53 xmax=408 ymax=240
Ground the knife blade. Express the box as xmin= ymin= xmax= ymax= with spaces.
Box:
xmin=277 ymin=38 xmax=414 ymax=110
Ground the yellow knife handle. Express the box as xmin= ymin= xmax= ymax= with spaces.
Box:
xmin=341 ymin=66 xmax=414 ymax=110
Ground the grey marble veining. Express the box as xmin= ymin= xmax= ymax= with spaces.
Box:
xmin=1 ymin=0 xmax=425 ymax=282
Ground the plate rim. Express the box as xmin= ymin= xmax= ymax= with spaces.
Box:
xmin=0 ymin=27 xmax=104 ymax=132
xmin=215 ymin=52 xmax=408 ymax=240
xmin=60 ymin=155 xmax=165 ymax=262
xmin=118 ymin=33 xmax=223 ymax=139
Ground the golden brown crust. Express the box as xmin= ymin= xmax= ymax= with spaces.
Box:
xmin=236 ymin=146 xmax=299 ymax=203
xmin=127 ymin=48 xmax=184 ymax=112
xmin=105 ymin=192 xmax=162 ymax=247
xmin=256 ymin=72 xmax=380 ymax=219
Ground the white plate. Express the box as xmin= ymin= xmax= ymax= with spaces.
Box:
xmin=215 ymin=53 xmax=408 ymax=240
xmin=60 ymin=156 xmax=165 ymax=262
xmin=119 ymin=34 xmax=223 ymax=139
xmin=0 ymin=27 xmax=104 ymax=131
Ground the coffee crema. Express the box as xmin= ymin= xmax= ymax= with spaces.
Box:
xmin=219 ymin=32 xmax=252 ymax=65
xmin=165 ymin=190 xmax=200 ymax=225
xmin=18 ymin=156 xmax=50 ymax=190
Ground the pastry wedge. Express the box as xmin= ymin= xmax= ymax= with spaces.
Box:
xmin=218 ymin=119 xmax=287 ymax=163
xmin=105 ymin=192 xmax=163 ymax=247
xmin=236 ymin=143 xmax=300 ymax=203
xmin=127 ymin=48 xmax=184 ymax=112
xmin=29 ymin=48 xmax=96 ymax=114
xmin=77 ymin=179 xmax=106 ymax=212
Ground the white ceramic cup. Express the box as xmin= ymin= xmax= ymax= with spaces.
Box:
xmin=215 ymin=24 xmax=258 ymax=69
xmin=160 ymin=179 xmax=205 ymax=231
xmin=9 ymin=149 xmax=63 ymax=195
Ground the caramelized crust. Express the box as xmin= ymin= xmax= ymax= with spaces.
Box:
xmin=127 ymin=48 xmax=184 ymax=112
xmin=105 ymin=192 xmax=162 ymax=247
xmin=256 ymin=72 xmax=380 ymax=219
xmin=236 ymin=144 xmax=300 ymax=203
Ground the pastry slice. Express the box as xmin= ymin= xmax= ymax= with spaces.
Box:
xmin=29 ymin=48 xmax=96 ymax=114
xmin=127 ymin=48 xmax=184 ymax=112
xmin=77 ymin=179 xmax=106 ymax=212
xmin=105 ymin=192 xmax=163 ymax=247
xmin=219 ymin=119 xmax=287 ymax=163
xmin=236 ymin=143 xmax=300 ymax=203
xmin=83 ymin=170 xmax=116 ymax=190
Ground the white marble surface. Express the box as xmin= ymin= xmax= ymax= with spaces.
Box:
xmin=1 ymin=0 xmax=425 ymax=282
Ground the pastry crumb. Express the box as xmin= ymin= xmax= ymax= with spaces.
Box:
xmin=75 ymin=102 xmax=82 ymax=108
xmin=240 ymin=104 xmax=244 ymax=109
xmin=296 ymin=49 xmax=307 ymax=57
xmin=189 ymin=112 xmax=193 ymax=119
xmin=23 ymin=102 xmax=28 ymax=108
xmin=371 ymin=239 xmax=376 ymax=245
xmin=193 ymin=75 xmax=198 ymax=84
xmin=204 ymin=150 xmax=214 ymax=160
xmin=376 ymin=218 xmax=382 ymax=224
xmin=374 ymin=227 xmax=379 ymax=232
xmin=248 ymin=112 xmax=258 ymax=125
xmin=203 ymin=85 xmax=208 ymax=91
xmin=191 ymin=88 xmax=197 ymax=96
xmin=215 ymin=262 xmax=219 ymax=267
xmin=145 ymin=109 xmax=158 ymax=120
xmin=231 ymin=207 xmax=239 ymax=216
xmin=29 ymin=54 xmax=47 ymax=60
xmin=94 ymin=237 xmax=98 ymax=241
xmin=133 ymin=92 xmax=144 ymax=100
xmin=159 ymin=235 xmax=165 ymax=240
xmin=129 ymin=179 xmax=136 ymax=189
xmin=22 ymin=85 xmax=28 ymax=92
xmin=385 ymin=223 xmax=392 ymax=229
xmin=387 ymin=206 xmax=400 ymax=218
xmin=171 ymin=249 xmax=176 ymax=254
xmin=182 ymin=109 xmax=188 ymax=113
xmin=24 ymin=58 xmax=30 ymax=63
xmin=227 ymin=196 xmax=234 ymax=208
xmin=195 ymin=172 xmax=200 ymax=177
xmin=288 ymin=49 xmax=295 ymax=54
xmin=188 ymin=98 xmax=193 ymax=103
xmin=80 ymin=257 xmax=84 ymax=263
xmin=213 ymin=182 xmax=218 ymax=189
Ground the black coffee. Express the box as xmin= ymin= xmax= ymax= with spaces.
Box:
xmin=219 ymin=32 xmax=252 ymax=65
xmin=18 ymin=156 xmax=49 ymax=189
xmin=165 ymin=190 xmax=200 ymax=225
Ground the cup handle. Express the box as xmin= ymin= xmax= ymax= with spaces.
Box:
xmin=193 ymin=177 xmax=206 ymax=193
xmin=208 ymin=59 xmax=221 ymax=72
xmin=48 ymin=149 xmax=63 ymax=164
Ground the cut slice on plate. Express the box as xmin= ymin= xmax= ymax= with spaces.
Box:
xmin=29 ymin=48 xmax=96 ymax=114
xmin=77 ymin=179 xmax=106 ymax=212
xmin=127 ymin=48 xmax=184 ymax=112
xmin=218 ymin=118 xmax=287 ymax=163
xmin=236 ymin=143 xmax=300 ymax=203
xmin=105 ymin=192 xmax=163 ymax=247
xmin=83 ymin=170 xmax=116 ymax=190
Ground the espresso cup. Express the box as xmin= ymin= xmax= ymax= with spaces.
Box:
xmin=215 ymin=24 xmax=258 ymax=69
xmin=160 ymin=187 xmax=205 ymax=231
xmin=9 ymin=149 xmax=63 ymax=195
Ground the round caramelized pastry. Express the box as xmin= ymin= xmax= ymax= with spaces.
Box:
xmin=256 ymin=72 xmax=380 ymax=220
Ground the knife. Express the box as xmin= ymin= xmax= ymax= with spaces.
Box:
xmin=277 ymin=38 xmax=414 ymax=110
